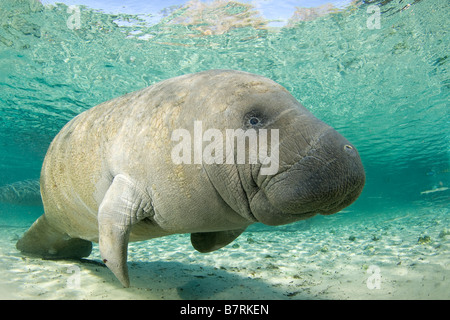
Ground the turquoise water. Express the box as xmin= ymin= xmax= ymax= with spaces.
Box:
xmin=0 ymin=0 xmax=448 ymax=299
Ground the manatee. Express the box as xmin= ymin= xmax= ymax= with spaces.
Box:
xmin=16 ymin=70 xmax=365 ymax=287
xmin=0 ymin=179 xmax=42 ymax=206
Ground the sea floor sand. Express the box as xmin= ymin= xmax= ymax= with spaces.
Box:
xmin=0 ymin=206 xmax=448 ymax=300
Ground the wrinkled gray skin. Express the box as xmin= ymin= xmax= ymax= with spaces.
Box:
xmin=16 ymin=70 xmax=365 ymax=287
xmin=0 ymin=180 xmax=42 ymax=206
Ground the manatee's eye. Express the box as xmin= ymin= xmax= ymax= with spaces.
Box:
xmin=249 ymin=117 xmax=260 ymax=126
xmin=244 ymin=111 xmax=265 ymax=129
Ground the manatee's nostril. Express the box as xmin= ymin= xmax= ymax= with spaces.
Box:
xmin=344 ymin=144 xmax=353 ymax=151
xmin=343 ymin=144 xmax=356 ymax=156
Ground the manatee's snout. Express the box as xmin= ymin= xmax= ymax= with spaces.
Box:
xmin=263 ymin=127 xmax=365 ymax=221
xmin=293 ymin=128 xmax=366 ymax=215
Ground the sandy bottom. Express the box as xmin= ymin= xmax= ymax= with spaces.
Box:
xmin=0 ymin=206 xmax=448 ymax=300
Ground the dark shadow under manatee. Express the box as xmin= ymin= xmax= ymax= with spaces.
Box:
xmin=75 ymin=258 xmax=317 ymax=300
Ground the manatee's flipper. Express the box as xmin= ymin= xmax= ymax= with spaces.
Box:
xmin=191 ymin=228 xmax=247 ymax=253
xmin=16 ymin=214 xmax=92 ymax=259
xmin=98 ymin=174 xmax=153 ymax=288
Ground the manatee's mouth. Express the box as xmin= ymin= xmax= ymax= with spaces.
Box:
xmin=266 ymin=152 xmax=364 ymax=215
xmin=249 ymin=129 xmax=365 ymax=225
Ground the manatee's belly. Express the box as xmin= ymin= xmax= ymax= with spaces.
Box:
xmin=129 ymin=219 xmax=173 ymax=241
xmin=128 ymin=206 xmax=251 ymax=242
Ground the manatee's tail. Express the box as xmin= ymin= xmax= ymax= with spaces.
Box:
xmin=0 ymin=179 xmax=42 ymax=206
xmin=16 ymin=214 xmax=92 ymax=259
